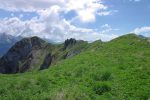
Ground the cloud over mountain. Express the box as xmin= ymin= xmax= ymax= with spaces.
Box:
xmin=0 ymin=0 xmax=119 ymax=42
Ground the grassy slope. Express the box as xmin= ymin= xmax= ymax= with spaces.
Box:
xmin=51 ymin=40 xmax=88 ymax=65
xmin=0 ymin=34 xmax=150 ymax=100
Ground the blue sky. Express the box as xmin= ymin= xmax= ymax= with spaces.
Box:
xmin=0 ymin=0 xmax=150 ymax=42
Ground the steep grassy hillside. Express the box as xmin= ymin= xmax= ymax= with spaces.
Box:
xmin=0 ymin=34 xmax=150 ymax=100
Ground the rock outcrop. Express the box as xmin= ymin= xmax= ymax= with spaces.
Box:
xmin=0 ymin=37 xmax=88 ymax=74
xmin=63 ymin=38 xmax=88 ymax=58
xmin=63 ymin=38 xmax=77 ymax=50
xmin=40 ymin=53 xmax=53 ymax=70
xmin=0 ymin=36 xmax=52 ymax=73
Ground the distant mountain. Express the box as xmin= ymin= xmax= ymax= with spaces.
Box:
xmin=138 ymin=34 xmax=150 ymax=43
xmin=138 ymin=34 xmax=145 ymax=38
xmin=0 ymin=37 xmax=88 ymax=73
xmin=0 ymin=33 xmax=22 ymax=57
xmin=0 ymin=33 xmax=65 ymax=57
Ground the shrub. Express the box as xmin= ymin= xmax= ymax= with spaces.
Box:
xmin=100 ymin=72 xmax=112 ymax=81
xmin=93 ymin=71 xmax=112 ymax=81
xmin=93 ymin=82 xmax=111 ymax=95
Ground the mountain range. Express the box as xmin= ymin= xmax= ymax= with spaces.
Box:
xmin=0 ymin=36 xmax=88 ymax=73
xmin=0 ymin=33 xmax=150 ymax=100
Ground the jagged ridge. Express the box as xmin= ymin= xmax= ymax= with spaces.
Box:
xmin=0 ymin=37 xmax=88 ymax=74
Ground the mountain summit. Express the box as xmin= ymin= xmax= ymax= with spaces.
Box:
xmin=0 ymin=37 xmax=88 ymax=74
xmin=0 ymin=36 xmax=49 ymax=73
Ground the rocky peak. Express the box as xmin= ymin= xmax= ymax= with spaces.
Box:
xmin=30 ymin=36 xmax=46 ymax=48
xmin=64 ymin=38 xmax=77 ymax=50
xmin=15 ymin=36 xmax=45 ymax=49
xmin=0 ymin=36 xmax=49 ymax=74
xmin=0 ymin=37 xmax=88 ymax=74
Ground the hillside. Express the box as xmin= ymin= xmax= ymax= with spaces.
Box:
xmin=0 ymin=34 xmax=150 ymax=100
xmin=0 ymin=37 xmax=88 ymax=73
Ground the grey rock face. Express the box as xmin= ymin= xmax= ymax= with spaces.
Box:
xmin=40 ymin=53 xmax=53 ymax=70
xmin=0 ymin=36 xmax=47 ymax=74
xmin=0 ymin=37 xmax=88 ymax=74
xmin=63 ymin=38 xmax=77 ymax=50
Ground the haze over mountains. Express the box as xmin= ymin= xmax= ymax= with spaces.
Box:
xmin=0 ymin=33 xmax=61 ymax=57
xmin=0 ymin=33 xmax=22 ymax=57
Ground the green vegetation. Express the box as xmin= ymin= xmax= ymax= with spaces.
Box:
xmin=0 ymin=34 xmax=150 ymax=100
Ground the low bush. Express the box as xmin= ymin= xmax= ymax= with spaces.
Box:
xmin=93 ymin=82 xmax=111 ymax=95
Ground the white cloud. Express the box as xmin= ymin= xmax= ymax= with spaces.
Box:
xmin=0 ymin=15 xmax=119 ymax=42
xmin=0 ymin=0 xmax=63 ymax=12
xmin=0 ymin=0 xmax=111 ymax=23
xmin=77 ymin=9 xmax=96 ymax=23
xmin=0 ymin=0 xmax=118 ymax=42
xmin=101 ymin=24 xmax=110 ymax=28
xmin=97 ymin=11 xmax=111 ymax=16
xmin=101 ymin=24 xmax=120 ymax=33
xmin=133 ymin=26 xmax=150 ymax=34
xmin=132 ymin=26 xmax=150 ymax=37
xmin=65 ymin=0 xmax=108 ymax=23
